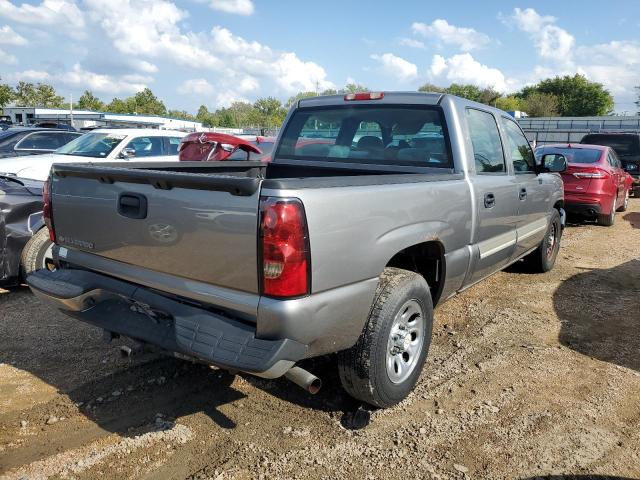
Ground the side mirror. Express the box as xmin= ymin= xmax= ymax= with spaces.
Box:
xmin=538 ymin=153 xmax=567 ymax=173
xmin=120 ymin=147 xmax=136 ymax=159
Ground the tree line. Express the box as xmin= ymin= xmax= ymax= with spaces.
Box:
xmin=0 ymin=75 xmax=633 ymax=129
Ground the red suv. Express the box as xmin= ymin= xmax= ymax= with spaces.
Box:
xmin=535 ymin=144 xmax=631 ymax=226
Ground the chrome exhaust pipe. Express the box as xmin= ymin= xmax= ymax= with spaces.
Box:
xmin=284 ymin=366 xmax=322 ymax=394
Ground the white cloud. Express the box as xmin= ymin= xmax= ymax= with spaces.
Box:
xmin=505 ymin=8 xmax=574 ymax=63
xmin=85 ymin=0 xmax=220 ymax=69
xmin=370 ymin=53 xmax=418 ymax=82
xmin=0 ymin=25 xmax=27 ymax=45
xmin=8 ymin=64 xmax=148 ymax=93
xmin=208 ymin=0 xmax=254 ymax=15
xmin=0 ymin=0 xmax=85 ymax=37
xmin=428 ymin=53 xmax=508 ymax=92
xmin=412 ymin=19 xmax=490 ymax=51
xmin=398 ymin=37 xmax=425 ymax=49
xmin=0 ymin=47 xmax=17 ymax=64
xmin=178 ymin=78 xmax=214 ymax=96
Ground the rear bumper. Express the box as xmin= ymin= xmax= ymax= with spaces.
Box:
xmin=27 ymin=268 xmax=308 ymax=378
xmin=564 ymin=202 xmax=602 ymax=217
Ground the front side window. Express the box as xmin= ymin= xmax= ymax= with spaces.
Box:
xmin=124 ymin=136 xmax=164 ymax=157
xmin=275 ymin=105 xmax=452 ymax=168
xmin=501 ymin=117 xmax=535 ymax=173
xmin=466 ymin=109 xmax=505 ymax=173
xmin=56 ymin=133 xmax=126 ymax=158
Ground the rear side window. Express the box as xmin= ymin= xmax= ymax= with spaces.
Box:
xmin=15 ymin=132 xmax=73 ymax=150
xmin=501 ymin=117 xmax=535 ymax=173
xmin=275 ymin=105 xmax=452 ymax=168
xmin=466 ymin=109 xmax=505 ymax=173
xmin=581 ymin=134 xmax=640 ymax=157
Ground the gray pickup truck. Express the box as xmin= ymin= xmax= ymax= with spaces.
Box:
xmin=28 ymin=92 xmax=567 ymax=408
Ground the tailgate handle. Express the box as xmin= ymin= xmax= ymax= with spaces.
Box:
xmin=118 ymin=193 xmax=148 ymax=219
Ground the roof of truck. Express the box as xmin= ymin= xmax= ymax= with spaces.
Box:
xmin=297 ymin=91 xmax=444 ymax=108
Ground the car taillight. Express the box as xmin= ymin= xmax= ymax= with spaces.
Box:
xmin=259 ymin=197 xmax=310 ymax=298
xmin=344 ymin=91 xmax=384 ymax=101
xmin=42 ymin=178 xmax=55 ymax=242
xmin=573 ymin=168 xmax=608 ymax=179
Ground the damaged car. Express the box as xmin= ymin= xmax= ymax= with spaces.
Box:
xmin=0 ymin=175 xmax=53 ymax=287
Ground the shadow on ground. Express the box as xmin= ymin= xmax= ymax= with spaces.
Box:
xmin=0 ymin=288 xmax=355 ymax=441
xmin=622 ymin=212 xmax=640 ymax=229
xmin=554 ymin=259 xmax=640 ymax=372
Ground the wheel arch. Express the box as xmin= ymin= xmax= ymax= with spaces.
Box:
xmin=384 ymin=240 xmax=446 ymax=307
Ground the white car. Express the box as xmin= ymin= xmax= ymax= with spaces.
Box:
xmin=0 ymin=128 xmax=187 ymax=181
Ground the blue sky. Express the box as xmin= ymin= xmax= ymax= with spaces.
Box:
xmin=1 ymin=0 xmax=639 ymax=113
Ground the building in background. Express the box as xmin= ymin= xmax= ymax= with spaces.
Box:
xmin=519 ymin=115 xmax=640 ymax=146
xmin=2 ymin=106 xmax=204 ymax=132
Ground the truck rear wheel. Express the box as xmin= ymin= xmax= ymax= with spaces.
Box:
xmin=20 ymin=228 xmax=54 ymax=279
xmin=338 ymin=267 xmax=433 ymax=408
xmin=524 ymin=209 xmax=562 ymax=273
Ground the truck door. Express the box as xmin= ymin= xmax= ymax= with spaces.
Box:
xmin=465 ymin=108 xmax=519 ymax=285
xmin=500 ymin=116 xmax=549 ymax=259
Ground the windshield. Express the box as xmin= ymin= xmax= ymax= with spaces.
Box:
xmin=537 ymin=147 xmax=602 ymax=164
xmin=581 ymin=135 xmax=640 ymax=157
xmin=55 ymin=132 xmax=126 ymax=158
xmin=275 ymin=105 xmax=452 ymax=168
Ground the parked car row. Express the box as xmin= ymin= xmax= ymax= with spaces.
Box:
xmin=1 ymin=92 xmax=636 ymax=410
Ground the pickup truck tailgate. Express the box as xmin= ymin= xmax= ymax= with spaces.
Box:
xmin=50 ymin=165 xmax=263 ymax=293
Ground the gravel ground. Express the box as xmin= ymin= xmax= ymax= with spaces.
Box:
xmin=1 ymin=201 xmax=639 ymax=480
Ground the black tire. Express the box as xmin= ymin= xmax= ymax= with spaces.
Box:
xmin=338 ymin=267 xmax=433 ymax=408
xmin=597 ymin=203 xmax=615 ymax=226
xmin=524 ymin=209 xmax=562 ymax=273
xmin=20 ymin=228 xmax=54 ymax=279
xmin=617 ymin=190 xmax=629 ymax=212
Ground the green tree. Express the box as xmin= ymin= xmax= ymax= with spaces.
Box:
xmin=77 ymin=90 xmax=105 ymax=111
xmin=521 ymin=92 xmax=560 ymax=117
xmin=131 ymin=88 xmax=166 ymax=115
xmin=105 ymin=97 xmax=134 ymax=113
xmin=254 ymin=97 xmax=287 ymax=127
xmin=286 ymin=91 xmax=318 ymax=107
xmin=13 ymin=81 xmax=37 ymax=106
xmin=342 ymin=83 xmax=370 ymax=94
xmin=34 ymin=83 xmax=65 ymax=108
xmin=0 ymin=78 xmax=14 ymax=109
xmin=418 ymin=83 xmax=446 ymax=93
xmin=494 ymin=96 xmax=524 ymax=112
xmin=167 ymin=109 xmax=195 ymax=121
xmin=520 ymin=74 xmax=614 ymax=116
xmin=444 ymin=84 xmax=484 ymax=102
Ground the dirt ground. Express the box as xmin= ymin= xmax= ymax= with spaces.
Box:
xmin=1 ymin=201 xmax=639 ymax=480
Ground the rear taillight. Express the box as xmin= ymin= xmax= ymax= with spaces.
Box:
xmin=344 ymin=91 xmax=384 ymax=101
xmin=259 ymin=197 xmax=310 ymax=298
xmin=42 ymin=178 xmax=55 ymax=242
xmin=572 ymin=168 xmax=608 ymax=179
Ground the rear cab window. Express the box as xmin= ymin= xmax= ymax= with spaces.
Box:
xmin=275 ymin=105 xmax=453 ymax=169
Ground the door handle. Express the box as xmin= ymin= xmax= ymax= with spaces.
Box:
xmin=519 ymin=188 xmax=527 ymax=200
xmin=118 ymin=192 xmax=148 ymax=219
xmin=484 ymin=192 xmax=496 ymax=208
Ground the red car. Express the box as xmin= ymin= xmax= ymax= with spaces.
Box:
xmin=178 ymin=132 xmax=263 ymax=162
xmin=535 ymin=143 xmax=631 ymax=226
